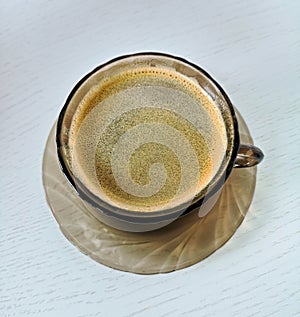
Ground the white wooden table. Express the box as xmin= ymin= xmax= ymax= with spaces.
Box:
xmin=1 ymin=1 xmax=299 ymax=316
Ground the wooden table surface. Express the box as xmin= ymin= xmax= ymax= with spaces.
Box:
xmin=1 ymin=1 xmax=299 ymax=316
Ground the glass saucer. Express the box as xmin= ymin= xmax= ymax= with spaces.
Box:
xmin=42 ymin=110 xmax=256 ymax=274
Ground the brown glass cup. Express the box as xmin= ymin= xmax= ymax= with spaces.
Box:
xmin=56 ymin=53 xmax=264 ymax=232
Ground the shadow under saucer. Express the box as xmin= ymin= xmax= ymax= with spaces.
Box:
xmin=42 ymin=110 xmax=256 ymax=274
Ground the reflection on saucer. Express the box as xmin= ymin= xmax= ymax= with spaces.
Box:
xmin=43 ymin=110 xmax=256 ymax=274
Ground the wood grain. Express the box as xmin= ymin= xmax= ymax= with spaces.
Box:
xmin=1 ymin=0 xmax=299 ymax=316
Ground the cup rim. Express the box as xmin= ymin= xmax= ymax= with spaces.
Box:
xmin=56 ymin=52 xmax=240 ymax=223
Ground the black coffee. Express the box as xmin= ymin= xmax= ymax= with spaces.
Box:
xmin=68 ymin=66 xmax=227 ymax=212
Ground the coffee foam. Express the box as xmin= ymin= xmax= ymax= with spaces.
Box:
xmin=67 ymin=67 xmax=227 ymax=212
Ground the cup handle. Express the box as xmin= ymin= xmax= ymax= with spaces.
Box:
xmin=234 ymin=144 xmax=264 ymax=168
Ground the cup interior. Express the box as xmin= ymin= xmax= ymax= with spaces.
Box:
xmin=56 ymin=53 xmax=239 ymax=221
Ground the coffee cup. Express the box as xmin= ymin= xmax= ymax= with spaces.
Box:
xmin=56 ymin=52 xmax=263 ymax=232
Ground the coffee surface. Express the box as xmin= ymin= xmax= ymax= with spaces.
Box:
xmin=68 ymin=67 xmax=227 ymax=212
